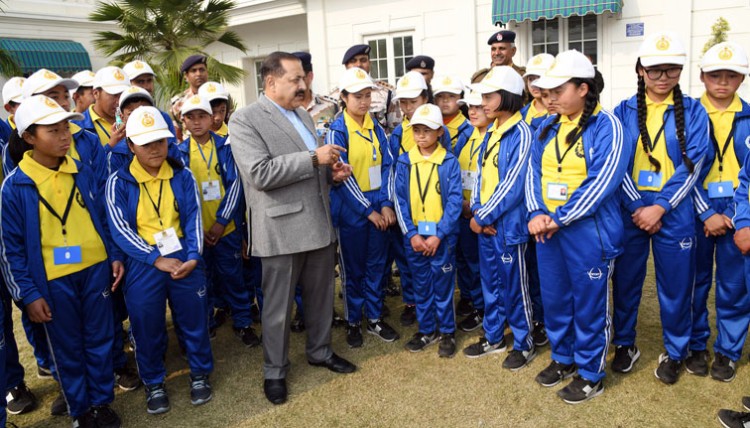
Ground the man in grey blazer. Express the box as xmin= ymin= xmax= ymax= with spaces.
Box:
xmin=229 ymin=51 xmax=356 ymax=405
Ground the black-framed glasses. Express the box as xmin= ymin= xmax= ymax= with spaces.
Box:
xmin=644 ymin=67 xmax=682 ymax=80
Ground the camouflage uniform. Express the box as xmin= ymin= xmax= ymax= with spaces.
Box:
xmin=307 ymin=93 xmax=339 ymax=139
xmin=329 ymin=81 xmax=401 ymax=135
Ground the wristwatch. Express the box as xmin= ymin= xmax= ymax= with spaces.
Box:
xmin=309 ymin=150 xmax=319 ymax=168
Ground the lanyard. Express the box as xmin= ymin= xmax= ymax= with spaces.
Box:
xmin=355 ymin=129 xmax=378 ymax=161
xmin=195 ymin=137 xmax=215 ymax=178
xmin=708 ymin=115 xmax=738 ymax=174
xmin=468 ymin=136 xmax=482 ymax=165
xmin=554 ymin=128 xmax=580 ymax=174
xmin=37 ymin=181 xmax=77 ymax=244
xmin=95 ymin=120 xmax=110 ymax=139
xmin=483 ymin=131 xmax=508 ymax=168
xmin=642 ymin=110 xmax=669 ymax=153
xmin=415 ymin=163 xmax=437 ymax=217
xmin=141 ymin=180 xmax=165 ymax=230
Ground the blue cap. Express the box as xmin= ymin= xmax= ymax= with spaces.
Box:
xmin=342 ymin=44 xmax=370 ymax=65
xmin=488 ymin=30 xmax=516 ymax=45
xmin=181 ymin=54 xmax=207 ymax=73
xmin=292 ymin=51 xmax=312 ymax=73
xmin=405 ymin=55 xmax=435 ymax=71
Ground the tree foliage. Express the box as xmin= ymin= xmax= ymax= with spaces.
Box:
xmin=89 ymin=0 xmax=247 ymax=106
xmin=703 ymin=17 xmax=730 ymax=54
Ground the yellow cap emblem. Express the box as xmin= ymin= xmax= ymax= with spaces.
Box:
xmin=43 ymin=97 xmax=58 ymax=109
xmin=442 ymin=76 xmax=452 ymax=86
xmin=400 ymin=76 xmax=410 ymax=87
xmin=190 ymin=96 xmax=201 ymax=105
xmin=141 ymin=112 xmax=155 ymax=128
xmin=719 ymin=46 xmax=734 ymax=61
xmin=656 ymin=36 xmax=670 ymax=51
xmin=419 ymin=106 xmax=430 ymax=116
xmin=532 ymin=55 xmax=544 ymax=66
xmin=206 ymin=84 xmax=216 ymax=93
xmin=134 ymin=61 xmax=144 ymax=69
xmin=126 ymin=87 xmax=139 ymax=94
xmin=355 ymin=69 xmax=366 ymax=80
xmin=43 ymin=70 xmax=57 ymax=80
xmin=114 ymin=69 xmax=125 ymax=81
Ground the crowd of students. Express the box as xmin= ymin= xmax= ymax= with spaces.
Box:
xmin=0 ymin=28 xmax=749 ymax=428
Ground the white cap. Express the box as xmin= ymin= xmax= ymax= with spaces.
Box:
xmin=2 ymin=77 xmax=25 ymax=104
xmin=638 ymin=31 xmax=687 ymax=67
xmin=471 ymin=66 xmax=525 ymax=95
xmin=409 ymin=104 xmax=443 ymax=130
xmin=532 ymin=50 xmax=595 ymax=89
xmin=432 ymin=75 xmax=465 ymax=95
xmin=93 ymin=66 xmax=130 ymax=95
xmin=118 ymin=86 xmax=154 ymax=110
xmin=123 ymin=60 xmax=155 ymax=80
xmin=395 ymin=71 xmax=428 ymax=99
xmin=701 ymin=42 xmax=749 ymax=75
xmin=523 ymin=53 xmax=556 ymax=78
xmin=71 ymin=70 xmax=96 ymax=88
xmin=126 ymin=106 xmax=174 ymax=146
xmin=22 ymin=69 xmax=78 ymax=99
xmin=181 ymin=94 xmax=212 ymax=115
xmin=198 ymin=81 xmax=229 ymax=101
xmin=458 ymin=90 xmax=482 ymax=106
xmin=15 ymin=95 xmax=83 ymax=135
xmin=338 ymin=67 xmax=377 ymax=94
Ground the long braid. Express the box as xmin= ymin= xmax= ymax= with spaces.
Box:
xmin=672 ymin=83 xmax=695 ymax=173
xmin=538 ymin=114 xmax=561 ymax=143
xmin=637 ymin=72 xmax=661 ymax=172
xmin=566 ymin=78 xmax=598 ymax=145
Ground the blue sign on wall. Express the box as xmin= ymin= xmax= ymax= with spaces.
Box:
xmin=626 ymin=22 xmax=645 ymax=37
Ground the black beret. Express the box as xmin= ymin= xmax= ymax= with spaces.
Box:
xmin=292 ymin=51 xmax=312 ymax=72
xmin=405 ymin=55 xmax=435 ymax=71
xmin=487 ymin=30 xmax=516 ymax=45
xmin=181 ymin=55 xmax=207 ymax=73
xmin=342 ymin=44 xmax=370 ymax=65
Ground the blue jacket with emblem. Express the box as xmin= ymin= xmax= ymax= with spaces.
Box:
xmin=0 ymin=159 xmax=122 ymax=306
xmin=520 ymin=103 xmax=548 ymax=132
xmin=105 ymin=159 xmax=203 ymax=266
xmin=73 ymin=107 xmax=178 ymax=149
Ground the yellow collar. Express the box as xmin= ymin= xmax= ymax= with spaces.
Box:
xmin=528 ymin=100 xmax=547 ymax=118
xmin=560 ymin=104 xmax=602 ymax=125
xmin=69 ymin=122 xmax=81 ymax=134
xmin=19 ymin=151 xmax=77 ymax=185
xmin=402 ymin=116 xmax=411 ymax=129
xmin=408 ymin=143 xmax=447 ymax=165
xmin=215 ymin=122 xmax=229 ymax=137
xmin=129 ymin=158 xmax=174 ymax=183
xmin=700 ymin=93 xmax=742 ymax=114
xmin=8 ymin=115 xmax=15 ymax=130
xmin=344 ymin=109 xmax=374 ymax=133
xmin=646 ymin=92 xmax=674 ymax=107
xmin=492 ymin=111 xmax=523 ymax=136
xmin=445 ymin=112 xmax=467 ymax=129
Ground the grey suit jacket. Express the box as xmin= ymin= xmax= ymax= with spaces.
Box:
xmin=228 ymin=94 xmax=336 ymax=258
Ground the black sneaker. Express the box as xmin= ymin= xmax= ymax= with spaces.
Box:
xmin=456 ymin=297 xmax=473 ymax=318
xmin=385 ymin=278 xmax=401 ymax=297
xmin=234 ymin=326 xmax=261 ymax=348
xmin=557 ymin=376 xmax=604 ymax=404
xmin=332 ymin=310 xmax=347 ymax=328
xmin=400 ymin=305 xmax=417 ymax=327
xmin=685 ymin=349 xmax=709 ymax=376
xmin=145 ymin=383 xmax=170 ymax=415
xmin=531 ymin=322 xmax=548 ymax=347
xmin=346 ymin=323 xmax=363 ymax=348
xmin=213 ymin=307 xmax=229 ymax=328
xmin=290 ymin=310 xmax=305 ymax=333
xmin=115 ymin=366 xmax=141 ymax=391
xmin=458 ymin=309 xmax=483 ymax=332
xmin=72 ymin=410 xmax=96 ymax=428
xmin=535 ymin=360 xmax=577 ymax=387
xmin=50 ymin=391 xmax=67 ymax=416
xmin=611 ymin=345 xmax=640 ymax=373
xmin=503 ymin=347 xmax=537 ymax=371
xmin=711 ymin=353 xmax=736 ymax=382
xmin=189 ymin=374 xmax=213 ymax=406
xmin=463 ymin=337 xmax=506 ymax=358
xmin=438 ymin=333 xmax=457 ymax=358
xmin=366 ymin=320 xmax=400 ymax=342
xmin=37 ymin=365 xmax=53 ymax=379
xmin=89 ymin=404 xmax=121 ymax=428
xmin=718 ymin=409 xmax=750 ymax=428
xmin=654 ymin=353 xmax=682 ymax=385
xmin=404 ymin=332 xmax=439 ymax=352
xmin=6 ymin=382 xmax=37 ymax=414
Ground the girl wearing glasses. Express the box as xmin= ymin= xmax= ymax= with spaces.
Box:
xmin=611 ymin=31 xmax=708 ymax=385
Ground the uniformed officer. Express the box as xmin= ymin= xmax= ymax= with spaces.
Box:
xmin=406 ymin=55 xmax=436 ymax=103
xmin=292 ymin=52 xmax=338 ymax=139
xmin=473 ymin=30 xmax=526 ymax=83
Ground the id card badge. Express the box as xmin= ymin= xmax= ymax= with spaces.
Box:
xmin=53 ymin=246 xmax=82 ymax=265
xmin=368 ymin=165 xmax=382 ymax=190
xmin=708 ymin=181 xmax=734 ymax=199
xmin=418 ymin=221 xmax=437 ymax=236
xmin=201 ymin=180 xmax=221 ymax=201
xmin=461 ymin=170 xmax=476 ymax=191
xmin=637 ymin=170 xmax=662 ymax=188
xmin=154 ymin=227 xmax=183 ymax=256
xmin=547 ymin=183 xmax=569 ymax=201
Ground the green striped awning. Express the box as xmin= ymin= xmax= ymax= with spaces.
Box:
xmin=493 ymin=0 xmax=623 ymax=25
xmin=0 ymin=38 xmax=91 ymax=75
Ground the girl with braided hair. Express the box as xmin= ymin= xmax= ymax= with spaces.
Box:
xmin=611 ymin=31 xmax=708 ymax=385
xmin=526 ymin=50 xmax=628 ymax=404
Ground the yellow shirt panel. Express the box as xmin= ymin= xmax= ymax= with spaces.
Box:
xmin=445 ymin=112 xmax=468 ymax=149
xmin=541 ymin=115 xmax=589 ymax=212
xmin=215 ymin=122 xmax=229 ymax=138
xmin=458 ymin=128 xmax=484 ymax=200
xmin=18 ymin=153 xmax=107 ymax=281
xmin=399 ymin=119 xmax=415 ymax=155
xmin=408 ymin=145 xmax=447 ymax=226
xmin=344 ymin=111 xmax=382 ymax=192
xmin=480 ymin=112 xmax=523 ymax=205
xmin=189 ymin=136 xmax=234 ymax=235
xmin=130 ymin=159 xmax=184 ymax=245
xmin=632 ymin=93 xmax=676 ymax=191
xmin=701 ymin=93 xmax=742 ymax=189
xmin=524 ymin=100 xmax=547 ymax=124
xmin=88 ymin=105 xmax=113 ymax=146
xmin=67 ymin=123 xmax=82 ymax=161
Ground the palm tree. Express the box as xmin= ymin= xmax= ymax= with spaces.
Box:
xmin=0 ymin=0 xmax=22 ymax=77
xmin=89 ymin=0 xmax=247 ymax=106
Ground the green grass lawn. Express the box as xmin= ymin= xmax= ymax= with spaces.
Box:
xmin=8 ymin=262 xmax=749 ymax=428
